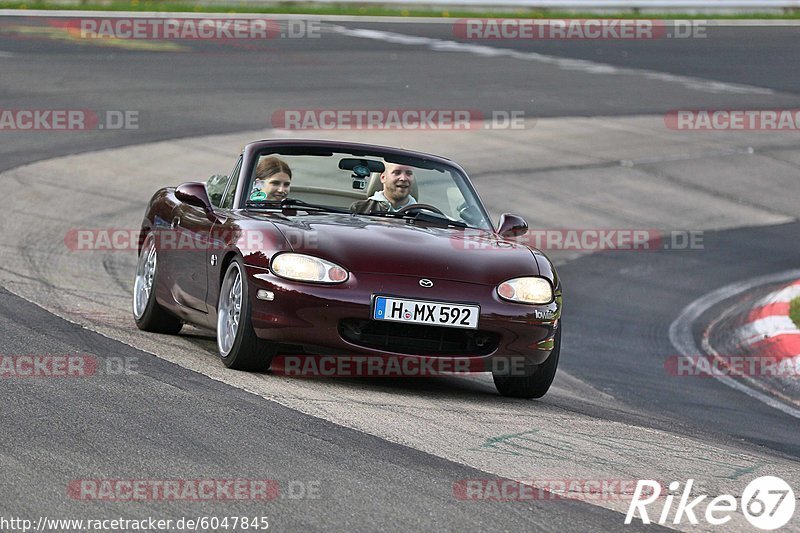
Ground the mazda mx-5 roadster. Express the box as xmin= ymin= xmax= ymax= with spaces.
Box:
xmin=133 ymin=139 xmax=562 ymax=398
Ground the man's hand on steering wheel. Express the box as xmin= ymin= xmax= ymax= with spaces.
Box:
xmin=395 ymin=203 xmax=446 ymax=216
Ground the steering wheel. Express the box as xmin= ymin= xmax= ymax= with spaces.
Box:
xmin=395 ymin=203 xmax=445 ymax=216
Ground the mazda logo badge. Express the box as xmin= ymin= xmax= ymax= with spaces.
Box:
xmin=419 ymin=279 xmax=433 ymax=288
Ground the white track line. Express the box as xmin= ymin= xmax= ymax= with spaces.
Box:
xmin=669 ymin=269 xmax=800 ymax=419
xmin=331 ymin=26 xmax=774 ymax=95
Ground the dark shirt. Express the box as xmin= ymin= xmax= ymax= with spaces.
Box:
xmin=350 ymin=198 xmax=390 ymax=214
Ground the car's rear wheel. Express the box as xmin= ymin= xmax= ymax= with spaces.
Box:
xmin=493 ymin=326 xmax=561 ymax=399
xmin=133 ymin=233 xmax=183 ymax=334
xmin=217 ymin=257 xmax=274 ymax=371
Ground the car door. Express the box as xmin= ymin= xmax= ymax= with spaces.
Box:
xmin=168 ymin=157 xmax=241 ymax=314
xmin=204 ymin=156 xmax=243 ymax=320
xmin=168 ymin=195 xmax=215 ymax=315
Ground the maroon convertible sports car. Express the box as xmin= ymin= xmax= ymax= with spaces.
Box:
xmin=133 ymin=139 xmax=562 ymax=398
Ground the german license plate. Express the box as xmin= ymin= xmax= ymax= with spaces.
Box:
xmin=372 ymin=296 xmax=480 ymax=330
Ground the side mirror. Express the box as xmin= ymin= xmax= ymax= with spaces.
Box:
xmin=497 ymin=213 xmax=528 ymax=238
xmin=175 ymin=182 xmax=213 ymax=212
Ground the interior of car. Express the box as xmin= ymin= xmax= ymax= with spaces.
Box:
xmin=202 ymin=151 xmax=489 ymax=229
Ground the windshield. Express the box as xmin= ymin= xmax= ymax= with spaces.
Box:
xmin=243 ymin=149 xmax=492 ymax=230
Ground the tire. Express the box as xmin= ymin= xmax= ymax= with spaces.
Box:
xmin=133 ymin=232 xmax=183 ymax=334
xmin=217 ymin=257 xmax=274 ymax=371
xmin=493 ymin=326 xmax=561 ymax=399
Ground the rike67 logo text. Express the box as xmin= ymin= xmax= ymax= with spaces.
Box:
xmin=625 ymin=476 xmax=795 ymax=530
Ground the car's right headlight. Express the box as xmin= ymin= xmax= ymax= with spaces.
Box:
xmin=270 ymin=253 xmax=349 ymax=284
xmin=496 ymin=277 xmax=553 ymax=305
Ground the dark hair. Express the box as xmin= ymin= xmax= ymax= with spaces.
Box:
xmin=255 ymin=156 xmax=292 ymax=180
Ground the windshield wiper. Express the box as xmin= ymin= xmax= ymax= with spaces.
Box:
xmin=371 ymin=210 xmax=468 ymax=228
xmin=245 ymin=198 xmax=349 ymax=214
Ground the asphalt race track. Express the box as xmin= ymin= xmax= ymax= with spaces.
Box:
xmin=0 ymin=13 xmax=799 ymax=532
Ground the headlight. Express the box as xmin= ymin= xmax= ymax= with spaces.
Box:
xmin=271 ymin=253 xmax=349 ymax=284
xmin=496 ymin=277 xmax=553 ymax=305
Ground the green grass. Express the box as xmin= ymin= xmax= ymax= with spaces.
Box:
xmin=2 ymin=1 xmax=800 ymax=19
xmin=791 ymin=296 xmax=800 ymax=329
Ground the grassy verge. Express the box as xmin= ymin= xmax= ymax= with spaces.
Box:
xmin=791 ymin=296 xmax=800 ymax=329
xmin=1 ymin=1 xmax=799 ymax=19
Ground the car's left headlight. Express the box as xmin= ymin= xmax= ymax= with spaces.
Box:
xmin=270 ymin=253 xmax=349 ymax=284
xmin=496 ymin=277 xmax=553 ymax=305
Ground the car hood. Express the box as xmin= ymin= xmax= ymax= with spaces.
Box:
xmin=255 ymin=213 xmax=539 ymax=285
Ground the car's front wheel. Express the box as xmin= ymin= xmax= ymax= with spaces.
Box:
xmin=217 ymin=257 xmax=274 ymax=371
xmin=493 ymin=326 xmax=561 ymax=399
xmin=133 ymin=232 xmax=182 ymax=334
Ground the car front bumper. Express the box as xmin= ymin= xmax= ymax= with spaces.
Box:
xmin=246 ymin=266 xmax=561 ymax=369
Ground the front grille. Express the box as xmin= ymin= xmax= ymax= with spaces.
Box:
xmin=339 ymin=318 xmax=499 ymax=356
